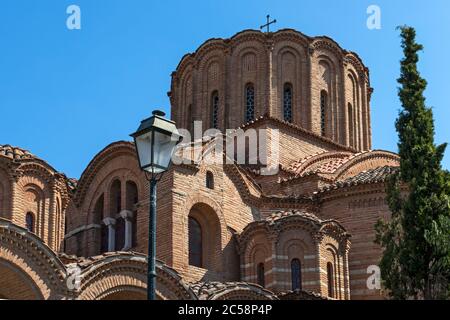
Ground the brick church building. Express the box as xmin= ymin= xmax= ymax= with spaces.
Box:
xmin=0 ymin=28 xmax=400 ymax=300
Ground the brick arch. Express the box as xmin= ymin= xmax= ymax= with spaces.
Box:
xmin=74 ymin=141 xmax=144 ymax=208
xmin=333 ymin=150 xmax=400 ymax=181
xmin=184 ymin=193 xmax=228 ymax=233
xmin=230 ymin=42 xmax=266 ymax=123
xmin=20 ymin=182 xmax=46 ymax=238
xmin=97 ymin=286 xmax=147 ymax=300
xmin=0 ymin=218 xmax=67 ymax=300
xmin=208 ymin=284 xmax=277 ymax=300
xmin=274 ymin=44 xmax=307 ymax=126
xmin=78 ymin=254 xmax=197 ymax=300
xmin=0 ymin=259 xmax=45 ymax=300
xmin=188 ymin=202 xmax=223 ymax=272
xmin=287 ymin=151 xmax=354 ymax=176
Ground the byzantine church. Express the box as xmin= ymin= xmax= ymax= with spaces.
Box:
xmin=0 ymin=28 xmax=399 ymax=300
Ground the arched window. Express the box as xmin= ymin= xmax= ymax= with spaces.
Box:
xmin=245 ymin=84 xmax=255 ymax=122
xmin=291 ymin=258 xmax=302 ymax=290
xmin=206 ymin=171 xmax=214 ymax=189
xmin=110 ymin=180 xmax=121 ymax=215
xmin=187 ymin=104 xmax=193 ymax=133
xmin=327 ymin=262 xmax=335 ymax=298
xmin=115 ymin=218 xmax=125 ymax=251
xmin=93 ymin=194 xmax=108 ymax=253
xmin=211 ymin=91 xmax=219 ymax=129
xmin=126 ymin=181 xmax=139 ymax=247
xmin=25 ymin=212 xmax=34 ymax=233
xmin=101 ymin=222 xmax=109 ymax=253
xmin=348 ymin=103 xmax=354 ymax=148
xmin=189 ymin=217 xmax=202 ymax=267
xmin=257 ymin=263 xmax=265 ymax=287
xmin=320 ymin=90 xmax=328 ymax=136
xmin=283 ymin=84 xmax=293 ymax=122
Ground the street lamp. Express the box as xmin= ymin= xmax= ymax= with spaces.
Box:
xmin=130 ymin=110 xmax=181 ymax=300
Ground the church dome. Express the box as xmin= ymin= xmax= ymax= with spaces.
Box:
xmin=169 ymin=28 xmax=372 ymax=151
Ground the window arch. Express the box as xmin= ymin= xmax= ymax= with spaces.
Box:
xmin=257 ymin=263 xmax=265 ymax=287
xmin=327 ymin=262 xmax=335 ymax=298
xmin=126 ymin=181 xmax=139 ymax=248
xmin=25 ymin=212 xmax=35 ymax=233
xmin=187 ymin=104 xmax=193 ymax=133
xmin=189 ymin=216 xmax=202 ymax=267
xmin=291 ymin=258 xmax=302 ymax=290
xmin=206 ymin=171 xmax=214 ymax=190
xmin=320 ymin=90 xmax=328 ymax=136
xmin=283 ymin=83 xmax=293 ymax=122
xmin=245 ymin=84 xmax=255 ymax=122
xmin=93 ymin=194 xmax=108 ymax=253
xmin=110 ymin=179 xmax=121 ymax=215
xmin=211 ymin=91 xmax=219 ymax=129
xmin=348 ymin=103 xmax=354 ymax=147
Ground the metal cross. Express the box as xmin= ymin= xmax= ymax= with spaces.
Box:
xmin=260 ymin=14 xmax=277 ymax=33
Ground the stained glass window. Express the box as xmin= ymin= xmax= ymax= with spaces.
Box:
xmin=284 ymin=84 xmax=293 ymax=122
xmin=320 ymin=90 xmax=328 ymax=136
xmin=211 ymin=92 xmax=219 ymax=129
xmin=245 ymin=84 xmax=255 ymax=122
xmin=291 ymin=258 xmax=302 ymax=290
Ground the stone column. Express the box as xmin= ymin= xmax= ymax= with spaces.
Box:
xmin=120 ymin=210 xmax=134 ymax=250
xmin=103 ymin=217 xmax=116 ymax=252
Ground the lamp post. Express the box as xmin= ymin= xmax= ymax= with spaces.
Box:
xmin=130 ymin=110 xmax=181 ymax=300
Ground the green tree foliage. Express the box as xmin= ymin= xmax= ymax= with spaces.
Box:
xmin=375 ymin=26 xmax=450 ymax=300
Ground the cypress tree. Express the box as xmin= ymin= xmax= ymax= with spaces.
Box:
xmin=375 ymin=26 xmax=450 ymax=300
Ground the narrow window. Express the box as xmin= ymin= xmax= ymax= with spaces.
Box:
xmin=348 ymin=103 xmax=354 ymax=147
xmin=126 ymin=181 xmax=139 ymax=248
xmin=206 ymin=171 xmax=214 ymax=190
xmin=291 ymin=258 xmax=302 ymax=290
xmin=189 ymin=217 xmax=202 ymax=267
xmin=211 ymin=92 xmax=219 ymax=129
xmin=101 ymin=222 xmax=109 ymax=253
xmin=245 ymin=84 xmax=255 ymax=122
xmin=257 ymin=263 xmax=265 ymax=287
xmin=327 ymin=262 xmax=335 ymax=298
xmin=283 ymin=84 xmax=293 ymax=122
xmin=25 ymin=212 xmax=34 ymax=233
xmin=110 ymin=180 xmax=121 ymax=215
xmin=115 ymin=218 xmax=125 ymax=251
xmin=320 ymin=90 xmax=328 ymax=136
xmin=187 ymin=104 xmax=193 ymax=134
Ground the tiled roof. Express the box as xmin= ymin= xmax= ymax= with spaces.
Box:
xmin=190 ymin=281 xmax=277 ymax=300
xmin=278 ymin=289 xmax=330 ymax=300
xmin=0 ymin=144 xmax=36 ymax=160
xmin=318 ymin=166 xmax=398 ymax=193
xmin=286 ymin=151 xmax=364 ymax=177
xmin=238 ymin=114 xmax=358 ymax=153
xmin=266 ymin=210 xmax=321 ymax=224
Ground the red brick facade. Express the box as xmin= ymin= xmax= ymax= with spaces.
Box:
xmin=0 ymin=29 xmax=399 ymax=300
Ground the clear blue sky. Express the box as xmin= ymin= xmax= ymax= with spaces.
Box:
xmin=0 ymin=0 xmax=449 ymax=178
